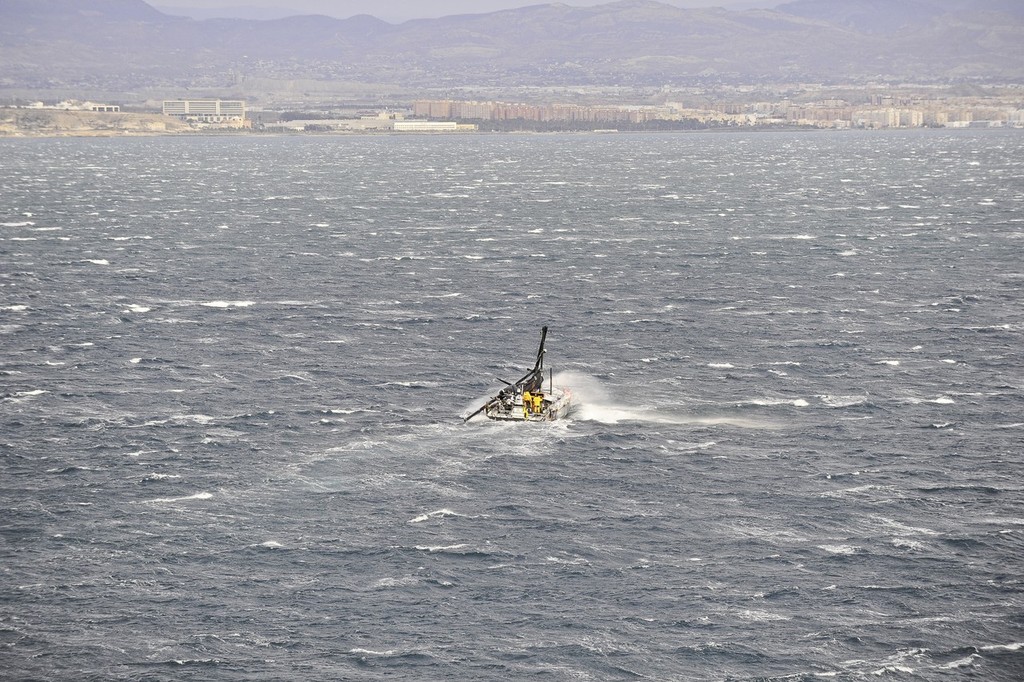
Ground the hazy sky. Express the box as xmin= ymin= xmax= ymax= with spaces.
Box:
xmin=152 ymin=0 xmax=776 ymax=23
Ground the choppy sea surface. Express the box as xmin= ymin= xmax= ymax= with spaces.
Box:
xmin=1 ymin=130 xmax=1023 ymax=680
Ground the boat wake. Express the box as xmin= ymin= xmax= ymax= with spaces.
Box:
xmin=558 ymin=372 xmax=779 ymax=429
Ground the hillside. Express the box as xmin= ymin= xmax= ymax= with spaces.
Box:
xmin=1 ymin=0 xmax=1022 ymax=101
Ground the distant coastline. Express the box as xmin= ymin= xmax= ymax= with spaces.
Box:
xmin=0 ymin=111 xmax=813 ymax=138
xmin=3 ymin=107 xmax=1020 ymax=139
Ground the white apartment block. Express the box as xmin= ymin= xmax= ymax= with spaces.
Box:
xmin=163 ymin=99 xmax=246 ymax=123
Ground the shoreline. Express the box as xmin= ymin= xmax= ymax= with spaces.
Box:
xmin=2 ymin=108 xmax=1015 ymax=139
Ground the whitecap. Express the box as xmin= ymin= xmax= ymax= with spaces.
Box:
xmin=818 ymin=395 xmax=867 ymax=408
xmin=409 ymin=508 xmax=461 ymax=523
xmin=939 ymin=654 xmax=980 ymax=669
xmin=708 ymin=363 xmax=734 ymax=369
xmin=200 ymin=300 xmax=255 ymax=308
xmin=85 ymin=259 xmax=110 ymax=265
xmin=980 ymin=642 xmax=1024 ymax=652
xmin=125 ymin=304 xmax=151 ymax=313
xmin=372 ymin=576 xmax=419 ymax=590
xmin=4 ymin=305 xmax=28 ymax=311
xmin=871 ymin=665 xmax=914 ymax=675
xmin=141 ymin=473 xmax=180 ymax=481
xmin=821 ymin=482 xmax=883 ymax=498
xmin=147 ymin=492 xmax=213 ymax=503
xmin=5 ymin=389 xmax=47 ymax=402
xmin=350 ymin=648 xmax=397 ymax=656
xmin=738 ymin=609 xmax=790 ymax=622
xmin=143 ymin=414 xmax=215 ymax=426
xmin=876 ymin=360 xmax=900 ymax=366
xmin=415 ymin=543 xmax=468 ymax=552
xmin=907 ymin=396 xmax=955 ymax=405
xmin=743 ymin=397 xmax=808 ymax=407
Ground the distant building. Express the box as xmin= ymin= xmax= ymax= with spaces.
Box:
xmin=47 ymin=99 xmax=120 ymax=112
xmin=413 ymin=100 xmax=453 ymax=119
xmin=899 ymin=109 xmax=924 ymax=127
xmin=163 ymin=99 xmax=246 ymax=125
xmin=393 ymin=120 xmax=460 ymax=132
xmin=853 ymin=108 xmax=900 ymax=129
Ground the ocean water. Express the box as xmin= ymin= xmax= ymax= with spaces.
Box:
xmin=1 ymin=129 xmax=1022 ymax=680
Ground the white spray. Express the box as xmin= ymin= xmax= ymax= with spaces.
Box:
xmin=554 ymin=371 xmax=778 ymax=429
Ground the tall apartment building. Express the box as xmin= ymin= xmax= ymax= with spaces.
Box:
xmin=163 ymin=99 xmax=246 ymax=124
xmin=413 ymin=100 xmax=454 ymax=119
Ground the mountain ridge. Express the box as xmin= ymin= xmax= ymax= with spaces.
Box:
xmin=1 ymin=0 xmax=1022 ymax=99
